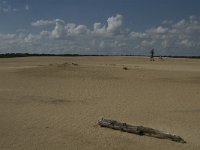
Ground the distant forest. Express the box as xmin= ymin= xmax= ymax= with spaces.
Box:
xmin=0 ymin=53 xmax=199 ymax=59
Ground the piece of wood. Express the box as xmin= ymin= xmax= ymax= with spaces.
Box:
xmin=98 ymin=118 xmax=186 ymax=143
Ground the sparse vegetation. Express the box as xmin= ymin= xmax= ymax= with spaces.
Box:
xmin=123 ymin=66 xmax=128 ymax=70
xmin=72 ymin=63 xmax=78 ymax=66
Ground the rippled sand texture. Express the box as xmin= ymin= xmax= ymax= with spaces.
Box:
xmin=0 ymin=56 xmax=200 ymax=150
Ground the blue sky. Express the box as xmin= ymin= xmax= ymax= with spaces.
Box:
xmin=0 ymin=0 xmax=200 ymax=55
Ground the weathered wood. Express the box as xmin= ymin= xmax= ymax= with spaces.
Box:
xmin=98 ymin=118 xmax=186 ymax=143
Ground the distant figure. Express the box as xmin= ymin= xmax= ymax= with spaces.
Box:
xmin=159 ymin=55 xmax=164 ymax=61
xmin=150 ymin=49 xmax=155 ymax=61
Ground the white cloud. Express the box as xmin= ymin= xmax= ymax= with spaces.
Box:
xmin=24 ymin=34 xmax=40 ymax=43
xmin=40 ymin=31 xmax=51 ymax=37
xmin=72 ymin=25 xmax=89 ymax=35
xmin=130 ymin=16 xmax=200 ymax=53
xmin=0 ymin=1 xmax=17 ymax=13
xmin=65 ymin=23 xmax=76 ymax=34
xmin=0 ymin=1 xmax=30 ymax=13
xmin=94 ymin=23 xmax=103 ymax=31
xmin=25 ymin=4 xmax=29 ymax=11
xmin=173 ymin=19 xmax=186 ymax=28
xmin=91 ymin=14 xmax=124 ymax=38
xmin=130 ymin=32 xmax=147 ymax=39
xmin=65 ymin=24 xmax=89 ymax=36
xmin=147 ymin=26 xmax=168 ymax=34
xmin=107 ymin=14 xmax=123 ymax=34
xmin=32 ymin=20 xmax=56 ymax=26
xmin=0 ymin=33 xmax=16 ymax=39
xmin=92 ymin=23 xmax=107 ymax=37
xmin=141 ymin=40 xmax=156 ymax=48
xmin=162 ymin=20 xmax=174 ymax=25
xmin=0 ymin=15 xmax=200 ymax=55
xmin=1 ymin=6 xmax=11 ymax=13
xmin=51 ymin=19 xmax=66 ymax=38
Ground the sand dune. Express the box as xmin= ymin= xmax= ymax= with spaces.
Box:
xmin=0 ymin=56 xmax=200 ymax=150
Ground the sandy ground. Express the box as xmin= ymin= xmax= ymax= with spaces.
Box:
xmin=0 ymin=56 xmax=200 ymax=150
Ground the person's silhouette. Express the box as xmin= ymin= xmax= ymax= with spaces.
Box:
xmin=150 ymin=49 xmax=155 ymax=61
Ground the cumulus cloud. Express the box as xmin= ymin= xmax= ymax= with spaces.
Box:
xmin=0 ymin=1 xmax=19 ymax=13
xmin=32 ymin=14 xmax=123 ymax=38
xmin=72 ymin=25 xmax=89 ymax=35
xmin=65 ymin=24 xmax=89 ymax=36
xmin=0 ymin=33 xmax=16 ymax=40
xmin=162 ymin=20 xmax=174 ymax=25
xmin=0 ymin=5 xmax=16 ymax=13
xmin=0 ymin=15 xmax=200 ymax=55
xmin=93 ymin=23 xmax=106 ymax=35
xmin=25 ymin=4 xmax=29 ymax=11
xmin=0 ymin=1 xmax=31 ymax=13
xmin=92 ymin=14 xmax=123 ymax=36
xmin=32 ymin=20 xmax=56 ymax=26
xmin=24 ymin=34 xmax=41 ymax=43
xmin=130 ymin=32 xmax=147 ymax=39
xmin=51 ymin=19 xmax=66 ymax=38
xmin=107 ymin=14 xmax=123 ymax=34
xmin=147 ymin=26 xmax=169 ymax=34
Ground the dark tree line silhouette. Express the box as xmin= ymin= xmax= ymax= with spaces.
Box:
xmin=0 ymin=53 xmax=199 ymax=59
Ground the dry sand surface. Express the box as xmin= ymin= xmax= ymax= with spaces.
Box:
xmin=0 ymin=56 xmax=200 ymax=150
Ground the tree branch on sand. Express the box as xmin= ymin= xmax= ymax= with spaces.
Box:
xmin=98 ymin=118 xmax=186 ymax=143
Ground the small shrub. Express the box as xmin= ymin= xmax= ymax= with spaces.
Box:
xmin=123 ymin=66 xmax=128 ymax=70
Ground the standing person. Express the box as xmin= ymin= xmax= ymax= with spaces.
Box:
xmin=150 ymin=48 xmax=155 ymax=61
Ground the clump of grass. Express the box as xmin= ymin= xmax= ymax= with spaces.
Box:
xmin=123 ymin=66 xmax=128 ymax=70
xmin=72 ymin=63 xmax=78 ymax=66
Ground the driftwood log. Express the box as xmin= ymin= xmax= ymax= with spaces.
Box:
xmin=98 ymin=118 xmax=186 ymax=143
